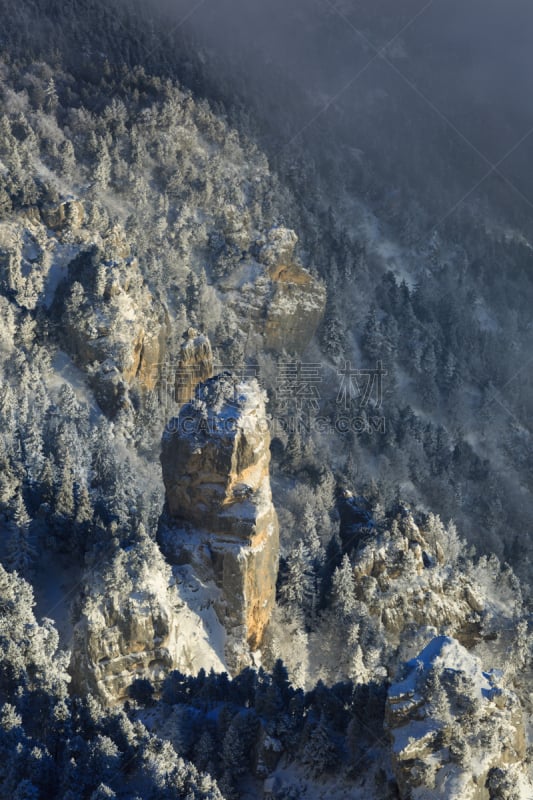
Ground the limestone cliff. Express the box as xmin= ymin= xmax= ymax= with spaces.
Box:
xmin=219 ymin=226 xmax=326 ymax=355
xmin=262 ymin=260 xmax=326 ymax=353
xmin=386 ymin=636 xmax=530 ymax=799
xmin=39 ymin=197 xmax=85 ymax=233
xmin=0 ymin=196 xmax=169 ymax=416
xmin=70 ymin=531 xmax=226 ymax=705
xmin=55 ymin=245 xmax=168 ymax=414
xmin=159 ymin=374 xmax=279 ymax=665
xmin=174 ymin=328 xmax=214 ymax=405
xmin=348 ymin=509 xmax=489 ymax=650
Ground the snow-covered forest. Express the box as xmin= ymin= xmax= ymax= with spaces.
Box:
xmin=0 ymin=1 xmax=532 ymax=798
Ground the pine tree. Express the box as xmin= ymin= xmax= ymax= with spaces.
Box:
xmin=0 ymin=447 xmax=17 ymax=506
xmin=284 ymin=429 xmax=303 ymax=471
xmin=302 ymin=504 xmax=324 ymax=568
xmin=74 ymin=483 xmax=93 ymax=553
xmin=0 ymin=386 xmax=17 ymax=435
xmin=91 ymin=421 xmax=116 ymax=492
xmin=92 ymin=139 xmax=111 ymax=191
xmin=279 ymin=540 xmax=314 ymax=611
xmin=44 ymin=78 xmax=58 ymax=114
xmin=331 ymin=554 xmax=357 ymax=620
xmin=442 ymin=520 xmax=463 ymax=564
xmin=21 ymin=417 xmax=44 ymax=485
xmin=424 ymin=513 xmax=446 ymax=558
xmin=271 ymin=659 xmax=292 ymax=707
xmin=300 ymin=504 xmax=325 ymax=623
xmin=302 ymin=502 xmax=317 ymax=541
xmin=55 ymin=458 xmax=75 ymax=520
xmin=38 ymin=457 xmax=56 ymax=506
xmin=341 ymin=450 xmax=359 ymax=491
xmin=193 ymin=731 xmax=217 ymax=775
xmin=302 ymin=715 xmax=339 ymax=777
xmin=6 ymin=491 xmax=36 ymax=578
xmin=321 ymin=299 xmax=345 ymax=362
xmin=58 ymin=384 xmax=79 ymax=423
xmin=319 ymin=534 xmax=342 ymax=608
xmin=362 ymin=306 xmax=384 ymax=361
xmin=186 ymin=271 xmax=200 ymax=322
xmin=222 ymin=716 xmax=248 ymax=778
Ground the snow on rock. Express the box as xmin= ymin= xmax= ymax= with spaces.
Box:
xmin=0 ymin=201 xmax=171 ymax=417
xmin=348 ymin=511 xmax=490 ymax=656
xmin=219 ymin=226 xmax=326 ymax=355
xmin=0 ymin=194 xmax=88 ymax=313
xmin=256 ymin=225 xmax=299 ymax=268
xmin=386 ymin=636 xmax=528 ymax=799
xmin=51 ymin=235 xmax=168 ymax=416
xmin=174 ymin=327 xmax=214 ymax=405
xmin=70 ymin=531 xmax=226 ymax=706
xmin=160 ymin=374 xmax=279 ymax=669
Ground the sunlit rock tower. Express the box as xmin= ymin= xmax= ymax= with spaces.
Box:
xmin=160 ymin=373 xmax=280 ymax=667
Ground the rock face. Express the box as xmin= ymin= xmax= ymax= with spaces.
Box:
xmin=71 ymin=533 xmax=226 ymax=705
xmin=386 ymin=636 xmax=528 ymax=800
xmin=0 ymin=205 xmax=171 ymax=416
xmin=174 ymin=328 xmax=214 ymax=405
xmin=220 ymin=227 xmax=326 ymax=355
xmin=55 ymin=245 xmax=168 ymax=414
xmin=159 ymin=374 xmax=279 ymax=664
xmin=348 ymin=512 xmax=489 ymax=650
xmin=263 ymin=261 xmax=326 ymax=353
xmin=40 ymin=197 xmax=85 ymax=232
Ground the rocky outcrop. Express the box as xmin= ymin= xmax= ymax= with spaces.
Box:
xmin=71 ymin=532 xmax=226 ymax=705
xmin=40 ymin=196 xmax=85 ymax=232
xmin=219 ymin=226 xmax=326 ymax=355
xmin=349 ymin=512 xmax=489 ymax=651
xmin=174 ymin=328 xmax=214 ymax=405
xmin=0 ymin=205 xmax=169 ymax=413
xmin=56 ymin=245 xmax=168 ymax=414
xmin=263 ymin=260 xmax=326 ymax=353
xmin=0 ymin=198 xmax=120 ymax=313
xmin=386 ymin=636 xmax=529 ymax=799
xmin=159 ymin=374 xmax=279 ymax=665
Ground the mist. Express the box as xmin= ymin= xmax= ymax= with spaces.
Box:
xmin=132 ymin=0 xmax=533 ymax=231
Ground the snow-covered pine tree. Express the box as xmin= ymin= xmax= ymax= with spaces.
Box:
xmin=321 ymin=299 xmax=345 ymax=362
xmin=361 ymin=306 xmax=384 ymax=361
xmin=331 ymin=554 xmax=357 ymax=620
xmin=279 ymin=540 xmax=314 ymax=613
xmin=301 ymin=714 xmax=339 ymax=777
xmin=6 ymin=491 xmax=36 ymax=579
xmin=54 ymin=457 xmax=75 ymax=520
